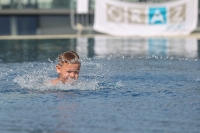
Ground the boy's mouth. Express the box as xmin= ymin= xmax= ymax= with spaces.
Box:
xmin=65 ymin=77 xmax=75 ymax=84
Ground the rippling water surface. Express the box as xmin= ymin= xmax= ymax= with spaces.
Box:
xmin=0 ymin=37 xmax=200 ymax=133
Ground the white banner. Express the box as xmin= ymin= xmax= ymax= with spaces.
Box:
xmin=77 ymin=0 xmax=89 ymax=14
xmin=93 ymin=0 xmax=198 ymax=36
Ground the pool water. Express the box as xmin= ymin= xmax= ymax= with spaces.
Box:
xmin=0 ymin=37 xmax=200 ymax=133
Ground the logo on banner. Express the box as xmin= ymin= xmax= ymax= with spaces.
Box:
xmin=107 ymin=4 xmax=124 ymax=23
xmin=149 ymin=7 xmax=167 ymax=24
xmin=128 ymin=8 xmax=146 ymax=24
xmin=169 ymin=4 xmax=186 ymax=23
xmin=106 ymin=4 xmax=186 ymax=25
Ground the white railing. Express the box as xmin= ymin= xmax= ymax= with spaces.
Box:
xmin=70 ymin=0 xmax=94 ymax=35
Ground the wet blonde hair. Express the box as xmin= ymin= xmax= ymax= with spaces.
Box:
xmin=57 ymin=51 xmax=80 ymax=66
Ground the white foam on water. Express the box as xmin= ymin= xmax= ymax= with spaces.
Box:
xmin=13 ymin=74 xmax=99 ymax=91
xmin=12 ymin=59 xmax=110 ymax=91
xmin=11 ymin=56 xmax=198 ymax=92
xmin=0 ymin=71 xmax=5 ymax=79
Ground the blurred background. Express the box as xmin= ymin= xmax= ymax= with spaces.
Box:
xmin=0 ymin=0 xmax=199 ymax=36
xmin=0 ymin=0 xmax=199 ymax=63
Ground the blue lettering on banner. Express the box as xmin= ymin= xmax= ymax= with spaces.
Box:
xmin=149 ymin=7 xmax=167 ymax=25
xmin=166 ymin=24 xmax=185 ymax=31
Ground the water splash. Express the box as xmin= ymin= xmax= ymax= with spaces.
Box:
xmin=13 ymin=74 xmax=99 ymax=91
xmin=12 ymin=58 xmax=121 ymax=91
xmin=0 ymin=56 xmax=198 ymax=92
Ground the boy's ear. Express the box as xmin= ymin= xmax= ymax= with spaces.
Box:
xmin=56 ymin=65 xmax=61 ymax=74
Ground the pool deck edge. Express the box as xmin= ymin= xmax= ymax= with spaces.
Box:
xmin=0 ymin=33 xmax=200 ymax=40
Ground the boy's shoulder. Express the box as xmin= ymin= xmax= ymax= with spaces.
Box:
xmin=51 ymin=78 xmax=60 ymax=85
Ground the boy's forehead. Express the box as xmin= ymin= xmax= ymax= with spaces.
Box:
xmin=62 ymin=63 xmax=80 ymax=69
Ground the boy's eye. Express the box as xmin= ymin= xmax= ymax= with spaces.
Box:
xmin=75 ymin=71 xmax=79 ymax=74
xmin=66 ymin=71 xmax=79 ymax=74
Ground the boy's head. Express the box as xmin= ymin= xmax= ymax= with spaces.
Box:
xmin=56 ymin=51 xmax=81 ymax=83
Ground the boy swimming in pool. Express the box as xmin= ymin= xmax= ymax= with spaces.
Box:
xmin=51 ymin=51 xmax=81 ymax=85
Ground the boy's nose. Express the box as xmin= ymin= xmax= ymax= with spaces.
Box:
xmin=70 ymin=72 xmax=75 ymax=78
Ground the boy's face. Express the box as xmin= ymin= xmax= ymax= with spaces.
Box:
xmin=56 ymin=63 xmax=80 ymax=83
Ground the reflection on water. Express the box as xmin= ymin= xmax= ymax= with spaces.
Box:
xmin=198 ymin=40 xmax=200 ymax=58
xmin=0 ymin=37 xmax=199 ymax=63
xmin=0 ymin=39 xmax=77 ymax=62
xmin=93 ymin=37 xmax=199 ymax=58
